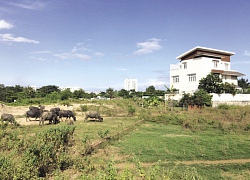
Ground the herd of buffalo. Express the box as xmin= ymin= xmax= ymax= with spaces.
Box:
xmin=1 ymin=105 xmax=104 ymax=126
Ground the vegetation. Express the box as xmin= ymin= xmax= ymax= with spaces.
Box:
xmin=238 ymin=77 xmax=250 ymax=93
xmin=1 ymin=97 xmax=250 ymax=179
xmin=198 ymin=73 xmax=237 ymax=95
xmin=1 ymin=81 xmax=250 ymax=179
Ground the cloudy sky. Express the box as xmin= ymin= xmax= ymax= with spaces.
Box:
xmin=1 ymin=0 xmax=250 ymax=92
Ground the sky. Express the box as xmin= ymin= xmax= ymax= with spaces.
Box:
xmin=1 ymin=0 xmax=250 ymax=92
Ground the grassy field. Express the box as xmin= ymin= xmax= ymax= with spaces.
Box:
xmin=1 ymin=101 xmax=250 ymax=179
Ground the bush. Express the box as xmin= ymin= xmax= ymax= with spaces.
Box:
xmin=80 ymin=105 xmax=88 ymax=112
xmin=217 ymin=104 xmax=230 ymax=110
xmin=128 ymin=104 xmax=136 ymax=116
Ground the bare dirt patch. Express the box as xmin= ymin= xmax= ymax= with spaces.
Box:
xmin=0 ymin=104 xmax=84 ymax=126
xmin=176 ymin=158 xmax=250 ymax=165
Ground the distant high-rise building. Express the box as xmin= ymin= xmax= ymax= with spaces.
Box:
xmin=124 ymin=78 xmax=138 ymax=92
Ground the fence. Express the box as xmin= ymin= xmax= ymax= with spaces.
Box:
xmin=165 ymin=93 xmax=250 ymax=107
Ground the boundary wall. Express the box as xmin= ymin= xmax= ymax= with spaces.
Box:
xmin=165 ymin=93 xmax=250 ymax=107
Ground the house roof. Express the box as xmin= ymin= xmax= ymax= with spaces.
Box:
xmin=211 ymin=69 xmax=245 ymax=77
xmin=176 ymin=46 xmax=235 ymax=60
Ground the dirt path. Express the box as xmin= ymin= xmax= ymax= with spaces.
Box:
xmin=114 ymin=158 xmax=250 ymax=170
xmin=175 ymin=158 xmax=250 ymax=165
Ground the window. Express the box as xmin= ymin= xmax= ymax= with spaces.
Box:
xmin=222 ymin=75 xmax=227 ymax=80
xmin=183 ymin=62 xmax=187 ymax=69
xmin=225 ymin=63 xmax=229 ymax=70
xmin=188 ymin=74 xmax=196 ymax=82
xmin=172 ymin=76 xmax=179 ymax=83
xmin=231 ymin=76 xmax=237 ymax=80
xmin=213 ymin=60 xmax=219 ymax=68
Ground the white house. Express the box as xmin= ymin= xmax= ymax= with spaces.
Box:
xmin=169 ymin=46 xmax=245 ymax=94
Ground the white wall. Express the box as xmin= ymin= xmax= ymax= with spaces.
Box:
xmin=170 ymin=57 xmax=213 ymax=94
xmin=165 ymin=93 xmax=250 ymax=107
xmin=211 ymin=93 xmax=250 ymax=107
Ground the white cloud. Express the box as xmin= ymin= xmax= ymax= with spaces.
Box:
xmin=31 ymin=43 xmax=102 ymax=62
xmin=74 ymin=53 xmax=91 ymax=60
xmin=53 ymin=53 xmax=70 ymax=60
xmin=145 ymin=78 xmax=166 ymax=87
xmin=116 ymin=68 xmax=127 ymax=71
xmin=94 ymin=52 xmax=104 ymax=57
xmin=244 ymin=50 xmax=250 ymax=56
xmin=8 ymin=1 xmax=46 ymax=10
xmin=30 ymin=51 xmax=52 ymax=54
xmin=0 ymin=33 xmax=39 ymax=44
xmin=0 ymin=20 xmax=14 ymax=30
xmin=134 ymin=38 xmax=163 ymax=55
xmin=71 ymin=42 xmax=91 ymax=53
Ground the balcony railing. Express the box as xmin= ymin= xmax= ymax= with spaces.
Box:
xmin=170 ymin=63 xmax=180 ymax=71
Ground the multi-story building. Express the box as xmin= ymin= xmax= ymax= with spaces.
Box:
xmin=170 ymin=46 xmax=245 ymax=94
xmin=124 ymin=78 xmax=138 ymax=92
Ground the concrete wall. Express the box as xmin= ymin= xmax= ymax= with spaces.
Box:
xmin=211 ymin=93 xmax=250 ymax=107
xmin=165 ymin=93 xmax=250 ymax=107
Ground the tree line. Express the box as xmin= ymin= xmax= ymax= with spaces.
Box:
xmin=0 ymin=84 xmax=165 ymax=104
xmin=0 ymin=75 xmax=249 ymax=107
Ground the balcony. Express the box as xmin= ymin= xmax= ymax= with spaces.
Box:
xmin=170 ymin=63 xmax=180 ymax=71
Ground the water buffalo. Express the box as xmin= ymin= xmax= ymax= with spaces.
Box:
xmin=50 ymin=107 xmax=60 ymax=116
xmin=39 ymin=111 xmax=59 ymax=125
xmin=58 ymin=110 xmax=76 ymax=121
xmin=29 ymin=105 xmax=45 ymax=111
xmin=84 ymin=111 xmax=103 ymax=122
xmin=26 ymin=108 xmax=43 ymax=122
xmin=1 ymin=113 xmax=15 ymax=124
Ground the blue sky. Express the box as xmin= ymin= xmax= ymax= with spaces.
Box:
xmin=0 ymin=0 xmax=250 ymax=92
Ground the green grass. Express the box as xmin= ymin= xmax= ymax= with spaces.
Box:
xmin=15 ymin=116 xmax=139 ymax=143
xmin=2 ymin=101 xmax=250 ymax=179
xmin=115 ymin=123 xmax=250 ymax=162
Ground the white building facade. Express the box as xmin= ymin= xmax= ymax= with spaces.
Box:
xmin=170 ymin=46 xmax=245 ymax=94
xmin=124 ymin=78 xmax=138 ymax=92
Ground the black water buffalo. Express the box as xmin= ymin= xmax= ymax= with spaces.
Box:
xmin=29 ymin=105 xmax=45 ymax=111
xmin=26 ymin=105 xmax=46 ymax=122
xmin=50 ymin=107 xmax=60 ymax=116
xmin=58 ymin=110 xmax=76 ymax=121
xmin=39 ymin=111 xmax=59 ymax=125
xmin=84 ymin=111 xmax=103 ymax=122
xmin=26 ymin=109 xmax=43 ymax=122
xmin=1 ymin=113 xmax=15 ymax=124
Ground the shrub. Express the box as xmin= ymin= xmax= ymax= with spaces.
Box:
xmin=217 ymin=104 xmax=229 ymax=110
xmin=80 ymin=105 xmax=88 ymax=112
xmin=127 ymin=104 xmax=136 ymax=116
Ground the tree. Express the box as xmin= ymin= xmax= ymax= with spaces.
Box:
xmin=37 ymin=85 xmax=60 ymax=97
xmin=179 ymin=90 xmax=212 ymax=109
xmin=238 ymin=78 xmax=250 ymax=93
xmin=60 ymin=88 xmax=72 ymax=100
xmin=198 ymin=73 xmax=223 ymax=93
xmin=192 ymin=89 xmax=213 ymax=107
xmin=118 ymin=89 xmax=129 ymax=98
xmin=145 ymin=85 xmax=156 ymax=96
xmin=45 ymin=91 xmax=61 ymax=102
xmin=179 ymin=93 xmax=193 ymax=109
xmin=106 ymin=87 xmax=115 ymax=99
xmin=164 ymin=85 xmax=178 ymax=110
xmin=24 ymin=86 xmax=36 ymax=98
xmin=73 ymin=89 xmax=87 ymax=99
xmin=223 ymin=82 xmax=237 ymax=95
xmin=165 ymin=85 xmax=178 ymax=94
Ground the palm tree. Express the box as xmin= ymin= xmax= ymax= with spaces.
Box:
xmin=238 ymin=78 xmax=250 ymax=93
xmin=164 ymin=85 xmax=178 ymax=111
xmin=106 ymin=87 xmax=114 ymax=99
